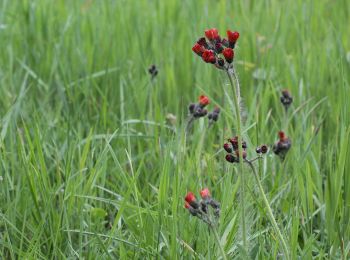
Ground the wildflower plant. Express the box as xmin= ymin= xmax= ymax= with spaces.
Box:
xmin=191 ymin=28 xmax=291 ymax=259
xmin=184 ymin=189 xmax=226 ymax=259
xmin=186 ymin=95 xmax=220 ymax=133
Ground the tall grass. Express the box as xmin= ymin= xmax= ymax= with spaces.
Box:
xmin=0 ymin=0 xmax=349 ymax=258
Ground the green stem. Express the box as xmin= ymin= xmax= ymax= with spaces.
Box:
xmin=245 ymin=160 xmax=290 ymax=260
xmin=211 ymin=225 xmax=228 ymax=260
xmin=225 ymin=66 xmax=247 ymax=249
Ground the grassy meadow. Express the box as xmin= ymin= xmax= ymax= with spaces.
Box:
xmin=1 ymin=0 xmax=350 ymax=258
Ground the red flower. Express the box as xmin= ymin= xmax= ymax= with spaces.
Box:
xmin=202 ymin=50 xmax=216 ymax=63
xmin=198 ymin=95 xmax=210 ymax=106
xmin=205 ymin=28 xmax=219 ymax=41
xmin=227 ymin=30 xmax=240 ymax=44
xmin=185 ymin=192 xmax=196 ymax=204
xmin=278 ymin=131 xmax=286 ymax=141
xmin=192 ymin=43 xmax=205 ymax=56
xmin=200 ymin=188 xmax=210 ymax=199
xmin=222 ymin=48 xmax=234 ymax=63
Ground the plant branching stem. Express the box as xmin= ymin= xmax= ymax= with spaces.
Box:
xmin=225 ymin=65 xmax=247 ymax=250
xmin=245 ymin=160 xmax=290 ymax=260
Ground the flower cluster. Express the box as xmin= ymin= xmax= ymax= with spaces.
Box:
xmin=273 ymin=131 xmax=291 ymax=160
xmin=192 ymin=28 xmax=239 ymax=69
xmin=188 ymin=95 xmax=210 ymax=118
xmin=280 ymin=89 xmax=293 ymax=111
xmin=148 ymin=64 xmax=158 ymax=79
xmin=208 ymin=106 xmax=221 ymax=125
xmin=187 ymin=95 xmax=221 ymax=130
xmin=184 ymin=188 xmax=220 ymax=223
xmin=223 ymin=136 xmax=247 ymax=163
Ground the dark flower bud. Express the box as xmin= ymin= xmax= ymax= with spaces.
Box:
xmin=273 ymin=131 xmax=291 ymax=160
xmin=242 ymin=141 xmax=247 ymax=149
xmin=215 ymin=43 xmax=224 ymax=53
xmin=211 ymin=113 xmax=219 ymax=121
xmin=200 ymin=109 xmax=208 ymax=117
xmin=280 ymin=89 xmax=293 ymax=110
xmin=256 ymin=147 xmax=262 ymax=154
xmin=193 ymin=108 xmax=203 ymax=118
xmin=213 ymin=106 xmax=220 ymax=114
xmin=209 ymin=199 xmax=220 ymax=209
xmin=148 ymin=64 xmax=158 ymax=79
xmin=225 ymin=154 xmax=236 ymax=163
xmin=217 ymin=58 xmax=225 ymax=67
xmin=223 ymin=143 xmax=232 ymax=153
xmin=188 ymin=103 xmax=196 ymax=113
xmin=200 ymin=201 xmax=208 ymax=213
xmin=282 ymin=89 xmax=292 ymax=98
xmin=261 ymin=144 xmax=268 ymax=154
xmin=197 ymin=37 xmax=208 ymax=48
xmin=229 ymin=136 xmax=238 ymax=150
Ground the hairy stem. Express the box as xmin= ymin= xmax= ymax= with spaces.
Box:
xmin=225 ymin=65 xmax=247 ymax=250
xmin=211 ymin=224 xmax=228 ymax=260
xmin=245 ymin=160 xmax=290 ymax=260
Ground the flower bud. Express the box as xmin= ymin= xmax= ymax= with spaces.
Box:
xmin=198 ymin=95 xmax=210 ymax=106
xmin=222 ymin=48 xmax=234 ymax=63
xmin=205 ymin=28 xmax=220 ymax=41
xmin=192 ymin=43 xmax=205 ymax=56
xmin=227 ymin=30 xmax=240 ymax=47
xmin=261 ymin=144 xmax=268 ymax=154
xmin=225 ymin=154 xmax=236 ymax=163
xmin=223 ymin=143 xmax=232 ymax=153
xmin=185 ymin=192 xmax=199 ymax=209
xmin=188 ymin=103 xmax=196 ymax=113
xmin=197 ymin=37 xmax=208 ymax=48
xmin=200 ymin=188 xmax=210 ymax=199
xmin=202 ymin=50 xmax=216 ymax=64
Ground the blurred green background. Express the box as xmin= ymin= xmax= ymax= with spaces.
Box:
xmin=0 ymin=0 xmax=349 ymax=258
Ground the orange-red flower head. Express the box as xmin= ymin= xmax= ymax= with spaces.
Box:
xmin=200 ymin=188 xmax=210 ymax=199
xmin=278 ymin=131 xmax=286 ymax=141
xmin=222 ymin=48 xmax=234 ymax=63
xmin=192 ymin=43 xmax=205 ymax=56
xmin=201 ymin=50 xmax=216 ymax=64
xmin=198 ymin=95 xmax=210 ymax=106
xmin=227 ymin=30 xmax=240 ymax=44
xmin=185 ymin=192 xmax=196 ymax=204
xmin=205 ymin=28 xmax=220 ymax=41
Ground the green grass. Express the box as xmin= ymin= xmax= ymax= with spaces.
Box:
xmin=0 ymin=0 xmax=350 ymax=258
